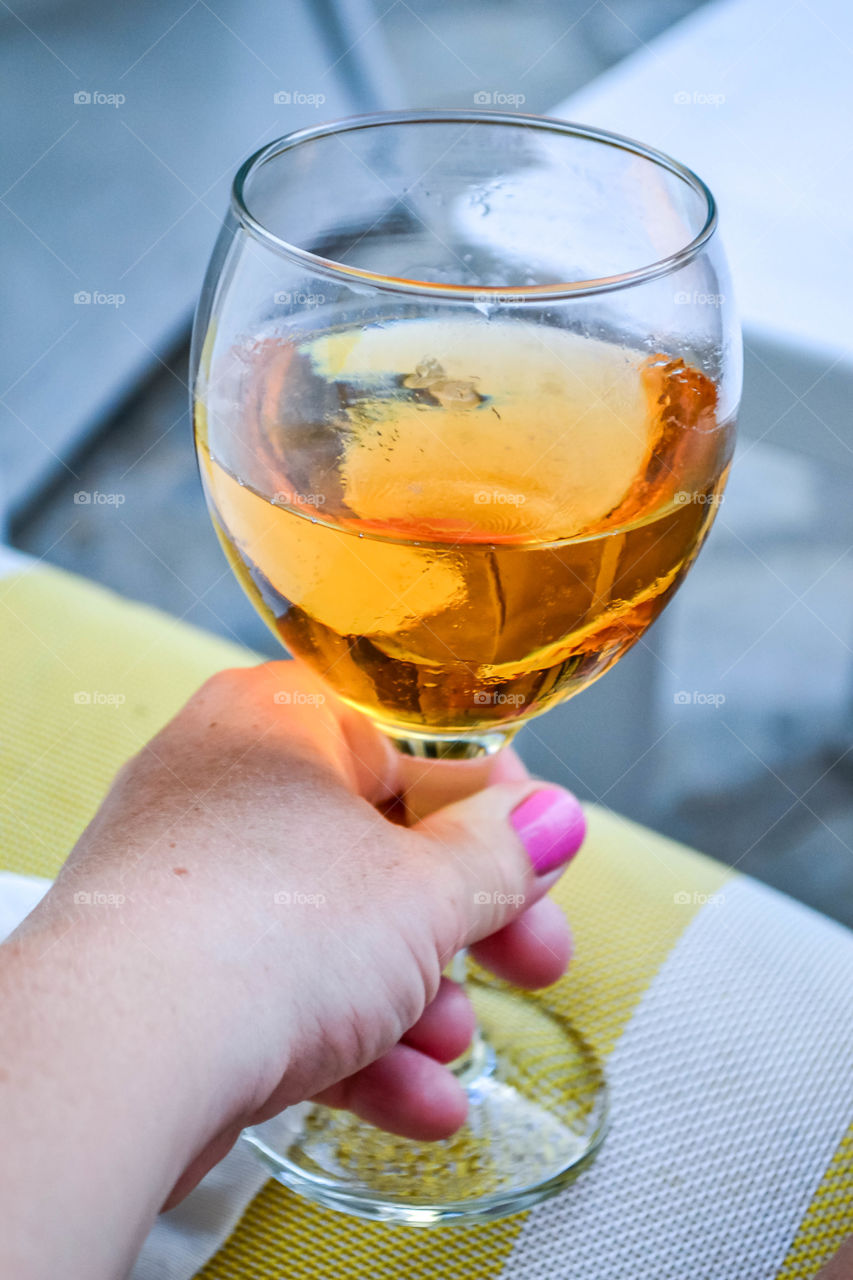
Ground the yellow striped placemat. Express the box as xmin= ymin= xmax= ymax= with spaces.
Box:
xmin=0 ymin=559 xmax=850 ymax=1279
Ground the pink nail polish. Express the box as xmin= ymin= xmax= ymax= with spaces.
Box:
xmin=511 ymin=788 xmax=586 ymax=875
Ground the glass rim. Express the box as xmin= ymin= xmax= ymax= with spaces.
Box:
xmin=231 ymin=109 xmax=718 ymax=302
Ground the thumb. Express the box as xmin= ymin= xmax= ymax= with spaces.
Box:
xmin=412 ymin=782 xmax=586 ymax=950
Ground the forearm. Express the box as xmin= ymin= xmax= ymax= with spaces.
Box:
xmin=0 ymin=896 xmax=244 ymax=1279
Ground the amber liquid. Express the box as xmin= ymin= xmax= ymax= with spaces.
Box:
xmin=195 ymin=317 xmax=733 ymax=736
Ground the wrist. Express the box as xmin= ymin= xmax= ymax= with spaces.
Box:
xmin=6 ymin=868 xmax=270 ymax=1163
xmin=0 ymin=917 xmax=198 ymax=1277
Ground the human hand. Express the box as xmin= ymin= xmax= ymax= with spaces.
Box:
xmin=4 ymin=660 xmax=585 ymax=1243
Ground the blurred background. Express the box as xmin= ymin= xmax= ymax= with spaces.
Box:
xmin=2 ymin=0 xmax=851 ymax=925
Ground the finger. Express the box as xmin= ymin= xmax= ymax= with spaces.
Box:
xmin=313 ymin=1043 xmax=468 ymax=1141
xmin=401 ymin=976 xmax=476 ymax=1063
xmin=374 ymin=745 xmax=531 ymax=826
xmin=340 ymin=696 xmax=532 ymax=813
xmin=470 ymin=895 xmax=572 ymax=989
xmin=412 ymin=782 xmax=586 ymax=952
xmin=162 ymin=1119 xmax=244 ymax=1211
xmin=398 ymin=746 xmax=531 ymax=822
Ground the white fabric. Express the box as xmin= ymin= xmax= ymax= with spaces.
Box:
xmin=0 ymin=871 xmax=50 ymax=938
xmin=503 ymin=876 xmax=853 ymax=1280
xmin=0 ymin=545 xmax=33 ymax=579
xmin=129 ymin=1147 xmax=267 ymax=1280
xmin=0 ymin=871 xmax=268 ymax=1280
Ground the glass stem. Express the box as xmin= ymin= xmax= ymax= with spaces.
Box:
xmin=387 ymin=730 xmax=514 ymax=1086
xmin=383 ymin=727 xmax=516 ymax=760
xmin=446 ymin=949 xmax=494 ymax=1085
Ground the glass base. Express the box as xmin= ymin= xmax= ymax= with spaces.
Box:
xmin=243 ymin=978 xmax=608 ymax=1225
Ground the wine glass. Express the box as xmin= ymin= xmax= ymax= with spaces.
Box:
xmin=190 ymin=110 xmax=741 ymax=1225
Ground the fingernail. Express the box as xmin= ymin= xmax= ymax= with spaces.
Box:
xmin=511 ymin=787 xmax=586 ymax=875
